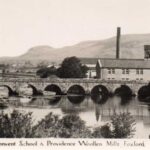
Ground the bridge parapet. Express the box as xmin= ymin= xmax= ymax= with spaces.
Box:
xmin=0 ymin=78 xmax=148 ymax=84
xmin=0 ymin=78 xmax=148 ymax=95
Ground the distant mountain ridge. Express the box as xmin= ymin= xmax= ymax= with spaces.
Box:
xmin=1 ymin=33 xmax=150 ymax=64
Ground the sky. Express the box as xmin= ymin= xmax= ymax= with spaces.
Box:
xmin=0 ymin=0 xmax=150 ymax=57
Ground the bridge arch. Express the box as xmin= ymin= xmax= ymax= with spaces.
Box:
xmin=28 ymin=84 xmax=39 ymax=95
xmin=91 ymin=85 xmax=109 ymax=104
xmin=44 ymin=84 xmax=62 ymax=95
xmin=0 ymin=85 xmax=15 ymax=96
xmin=67 ymin=84 xmax=85 ymax=95
xmin=138 ymin=84 xmax=150 ymax=100
xmin=91 ymin=85 xmax=109 ymax=95
xmin=114 ymin=84 xmax=133 ymax=96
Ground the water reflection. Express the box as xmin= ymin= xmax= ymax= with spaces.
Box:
xmin=60 ymin=96 xmax=89 ymax=114
xmin=67 ymin=95 xmax=85 ymax=104
xmin=48 ymin=96 xmax=62 ymax=105
xmin=91 ymin=94 xmax=108 ymax=104
xmin=95 ymin=104 xmax=101 ymax=122
xmin=1 ymin=94 xmax=150 ymax=138
xmin=117 ymin=95 xmax=134 ymax=106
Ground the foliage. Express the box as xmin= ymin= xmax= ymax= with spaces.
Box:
xmin=0 ymin=110 xmax=136 ymax=138
xmin=34 ymin=113 xmax=92 ymax=138
xmin=92 ymin=113 xmax=136 ymax=139
xmin=92 ymin=124 xmax=112 ymax=138
xmin=111 ymin=112 xmax=136 ymax=138
xmin=0 ymin=110 xmax=34 ymax=138
xmin=36 ymin=66 xmax=57 ymax=78
xmin=33 ymin=112 xmax=60 ymax=137
xmin=57 ymin=56 xmax=89 ymax=78
xmin=57 ymin=115 xmax=92 ymax=138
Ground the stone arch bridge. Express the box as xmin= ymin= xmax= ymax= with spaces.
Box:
xmin=0 ymin=78 xmax=148 ymax=96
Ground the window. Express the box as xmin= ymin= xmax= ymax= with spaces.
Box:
xmin=140 ymin=69 xmax=143 ymax=74
xmin=126 ymin=78 xmax=129 ymax=80
xmin=136 ymin=69 xmax=143 ymax=75
xmin=108 ymin=69 xmax=111 ymax=74
xmin=136 ymin=69 xmax=139 ymax=74
xmin=112 ymin=69 xmax=115 ymax=74
xmin=126 ymin=69 xmax=129 ymax=74
xmin=108 ymin=68 xmax=115 ymax=74
xmin=122 ymin=69 xmax=130 ymax=74
xmin=122 ymin=69 xmax=125 ymax=74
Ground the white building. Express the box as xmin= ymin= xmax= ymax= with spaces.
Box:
xmin=96 ymin=58 xmax=150 ymax=81
xmin=80 ymin=58 xmax=98 ymax=78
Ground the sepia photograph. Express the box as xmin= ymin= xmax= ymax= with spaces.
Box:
xmin=0 ymin=1 xmax=150 ymax=148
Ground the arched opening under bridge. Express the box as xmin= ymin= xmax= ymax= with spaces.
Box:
xmin=44 ymin=84 xmax=62 ymax=95
xmin=91 ymin=85 xmax=109 ymax=104
xmin=0 ymin=85 xmax=17 ymax=96
xmin=138 ymin=83 xmax=150 ymax=102
xmin=67 ymin=85 xmax=85 ymax=95
xmin=28 ymin=84 xmax=40 ymax=95
xmin=114 ymin=85 xmax=134 ymax=105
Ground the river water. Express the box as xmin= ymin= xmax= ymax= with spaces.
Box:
xmin=1 ymin=95 xmax=150 ymax=139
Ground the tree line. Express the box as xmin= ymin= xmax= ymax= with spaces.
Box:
xmin=36 ymin=56 xmax=89 ymax=78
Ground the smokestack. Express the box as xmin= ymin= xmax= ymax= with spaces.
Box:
xmin=116 ymin=27 xmax=121 ymax=59
xmin=144 ymin=45 xmax=150 ymax=59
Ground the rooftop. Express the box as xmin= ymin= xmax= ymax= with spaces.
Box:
xmin=79 ymin=58 xmax=99 ymax=65
xmin=98 ymin=58 xmax=150 ymax=69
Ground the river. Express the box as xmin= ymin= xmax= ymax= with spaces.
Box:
xmin=0 ymin=94 xmax=150 ymax=139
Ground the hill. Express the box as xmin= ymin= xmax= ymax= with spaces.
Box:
xmin=1 ymin=33 xmax=150 ymax=64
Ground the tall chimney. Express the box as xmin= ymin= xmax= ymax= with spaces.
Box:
xmin=116 ymin=27 xmax=121 ymax=59
xmin=144 ymin=45 xmax=150 ymax=59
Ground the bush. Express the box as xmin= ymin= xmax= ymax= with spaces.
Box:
xmin=0 ymin=110 xmax=34 ymax=138
xmin=57 ymin=115 xmax=92 ymax=138
xmin=92 ymin=113 xmax=136 ymax=139
xmin=36 ymin=66 xmax=57 ymax=78
xmin=34 ymin=113 xmax=92 ymax=138
xmin=111 ymin=112 xmax=136 ymax=138
xmin=92 ymin=124 xmax=112 ymax=138
xmin=33 ymin=112 xmax=60 ymax=137
xmin=0 ymin=110 xmax=136 ymax=138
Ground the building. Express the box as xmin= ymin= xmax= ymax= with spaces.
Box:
xmin=80 ymin=58 xmax=98 ymax=78
xmin=96 ymin=58 xmax=150 ymax=81
xmin=96 ymin=27 xmax=150 ymax=81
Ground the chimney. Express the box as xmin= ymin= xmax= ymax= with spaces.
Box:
xmin=116 ymin=27 xmax=121 ymax=59
xmin=144 ymin=45 xmax=150 ymax=59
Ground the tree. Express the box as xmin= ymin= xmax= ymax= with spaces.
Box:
xmin=36 ymin=66 xmax=57 ymax=78
xmin=57 ymin=56 xmax=88 ymax=78
xmin=0 ymin=110 xmax=34 ymax=138
xmin=33 ymin=113 xmax=92 ymax=138
xmin=111 ymin=112 xmax=136 ymax=138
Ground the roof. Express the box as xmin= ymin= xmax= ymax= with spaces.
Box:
xmin=79 ymin=58 xmax=99 ymax=65
xmin=98 ymin=58 xmax=150 ymax=69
